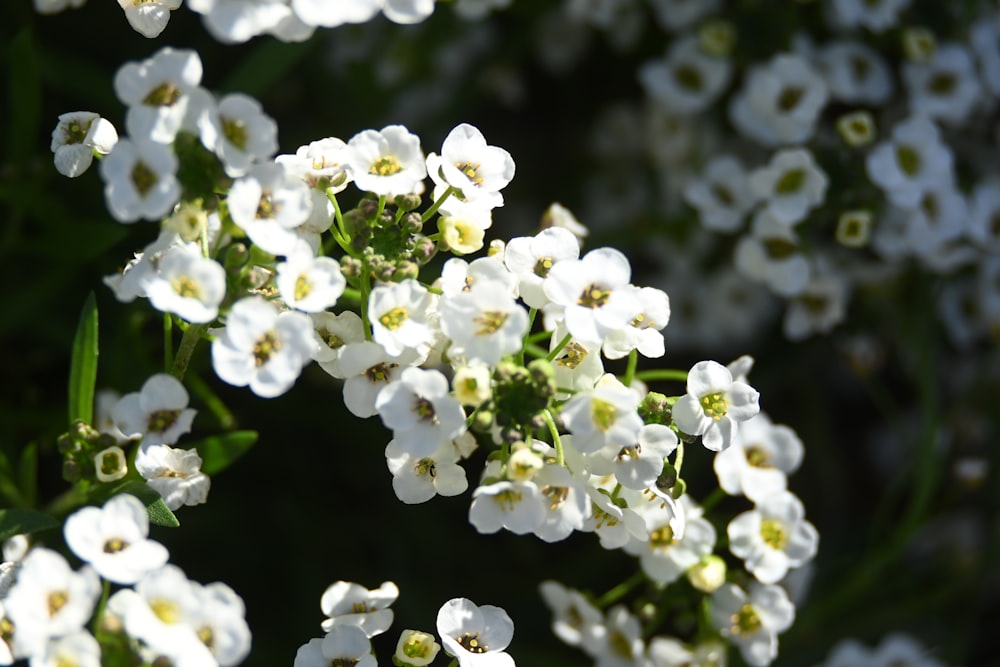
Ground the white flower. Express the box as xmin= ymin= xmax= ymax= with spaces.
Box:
xmin=610 ymin=423 xmax=678 ymax=491
xmin=439 ymin=255 xmax=516 ymax=298
xmin=4 ymin=548 xmax=100 ymax=659
xmin=195 ymin=92 xmax=279 ymax=177
xmin=295 ymin=627 xmax=376 ymax=667
xmin=382 ymin=0 xmax=435 ymax=24
xmin=865 ymin=115 xmax=954 ymax=209
xmin=439 ymin=208 xmax=492 ymax=255
xmin=290 ymin=0 xmax=381 ymax=28
xmin=829 ymin=0 xmax=911 ymax=32
xmin=63 ymin=494 xmax=169 ymax=585
xmin=783 ymin=272 xmax=848 ymax=341
xmin=211 ymin=296 xmax=317 ymax=398
xmin=639 ymin=35 xmax=732 ymax=115
xmin=710 ymin=582 xmax=794 ymax=667
xmin=626 ymin=496 xmax=715 ymax=587
xmin=112 ymin=372 xmax=196 ymax=447
xmin=143 ymin=243 xmax=226 ymax=323
xmin=684 ymin=154 xmax=755 ymax=233
xmin=967 ymin=180 xmax=1000 ymax=252
xmin=749 ymin=148 xmax=828 ymax=227
xmin=543 ymin=247 xmax=641 ymax=345
xmin=728 ymin=491 xmax=819 ymax=584
xmin=581 ymin=483 xmax=648 ymax=550
xmin=108 ymin=565 xmax=216 ymax=666
xmin=819 ymin=40 xmax=893 ymax=105
xmin=118 ymin=0 xmax=182 ymax=38
xmin=31 ymin=630 xmax=101 ymax=667
xmin=187 ymin=0 xmax=298 ymax=43
xmin=588 ymin=605 xmax=645 ymax=667
xmin=187 ymin=581 xmax=252 ymax=667
xmin=672 ymin=360 xmax=760 ymax=451
xmin=394 ymin=629 xmax=441 ymax=667
xmin=345 ymin=125 xmax=427 ymax=196
xmin=228 ymin=162 xmax=315 ymax=256
xmin=469 ymin=479 xmax=545 ymax=535
xmin=903 ymin=43 xmax=982 ymax=125
xmin=504 ymin=227 xmax=580 ymax=309
xmin=50 ymin=112 xmax=118 ymax=178
xmin=320 ymin=580 xmax=399 ymax=637
xmin=276 ymin=246 xmax=346 ymax=313
xmin=375 ymin=367 xmax=467 ymax=458
xmin=729 ymin=53 xmax=828 ymax=147
xmin=311 ymin=310 xmax=366 ymax=377
xmin=275 ymin=137 xmax=351 ymax=193
xmin=532 ymin=464 xmax=590 ymax=543
xmin=714 ymin=412 xmax=803 ymax=502
xmin=436 ymin=598 xmax=515 ymax=667
xmin=427 ymin=123 xmax=515 ymax=207
xmin=538 ymin=581 xmax=603 ymax=653
xmin=440 ymin=280 xmax=529 ymax=366
xmin=93 ymin=445 xmax=128 ymax=482
xmin=114 ymin=47 xmax=203 ymax=144
xmin=100 ymin=138 xmax=181 ymax=223
xmin=369 ymin=279 xmax=437 ymax=357
xmin=135 ymin=444 xmax=211 ymax=510
xmin=601 ymin=285 xmax=670 ymax=360
xmin=561 ymin=376 xmax=643 ymax=455
xmin=734 ymin=210 xmax=811 ymax=298
xmin=386 ymin=438 xmax=469 ymax=504
xmin=338 ymin=341 xmax=418 ymax=418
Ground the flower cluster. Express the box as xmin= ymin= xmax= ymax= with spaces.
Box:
xmin=0 ymin=495 xmax=249 ymax=666
xmin=295 ymin=582 xmax=515 ymax=667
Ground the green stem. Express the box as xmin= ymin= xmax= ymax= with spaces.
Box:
xmin=622 ymin=349 xmax=638 ymax=387
xmin=185 ymin=372 xmax=236 ymax=430
xmin=543 ymin=409 xmax=564 ymax=466
xmin=43 ymin=484 xmax=88 ymax=518
xmin=375 ymin=194 xmax=387 ymax=223
xmin=163 ymin=313 xmax=173 ymax=372
xmin=634 ymin=369 xmax=688 ymax=384
xmin=421 ymin=185 xmax=455 ymax=222
xmin=699 ymin=487 xmax=726 ymax=513
xmin=545 ymin=333 xmax=573 ymax=362
xmin=170 ymin=323 xmax=208 ymax=381
xmin=596 ymin=571 xmax=645 ymax=608
xmin=91 ymin=579 xmax=111 ymax=634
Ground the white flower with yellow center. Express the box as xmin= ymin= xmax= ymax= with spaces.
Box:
xmin=504 ymin=227 xmax=580 ymax=309
xmin=111 ymin=372 xmax=196 ymax=447
xmin=625 ymin=495 xmax=714 ymax=587
xmin=727 ymin=490 xmax=818 ymax=585
xmin=100 ymin=138 xmax=181 ymax=223
xmin=369 ymin=279 xmax=437 ymax=358
xmin=4 ymin=548 xmax=100 ymax=659
xmin=227 ymin=161 xmax=314 ymax=256
xmin=375 ymin=367 xmax=466 ymax=458
xmin=560 ymin=375 xmax=643 ymax=455
xmin=748 ymin=148 xmax=828 ymax=227
xmin=294 ymin=626 xmax=375 ymax=667
xmin=440 ymin=279 xmax=529 ymax=366
xmin=135 ymin=444 xmax=211 ymax=511
xmin=672 ymin=360 xmax=760 ymax=452
xmin=338 ymin=341 xmax=419 ymax=418
xmin=865 ymin=115 xmax=954 ymax=209
xmin=276 ymin=245 xmax=346 ymax=313
xmin=345 ymin=125 xmax=426 ymax=196
xmin=311 ymin=310 xmax=365 ymax=378
xmin=113 ymin=47 xmax=202 ymax=144
xmin=50 ymin=111 xmax=118 ymax=178
xmin=386 ymin=438 xmax=468 ymax=505
xmin=63 ymin=494 xmax=169 ymax=585
xmin=543 ymin=247 xmax=641 ymax=346
xmin=117 ymin=0 xmax=182 ymax=38
xmin=601 ymin=285 xmax=670 ymax=360
xmin=320 ymin=580 xmax=399 ymax=637
xmin=198 ymin=92 xmax=278 ymax=177
xmin=427 ymin=123 xmax=515 ymax=208
xmin=710 ymin=582 xmax=794 ymax=667
xmin=470 ymin=478 xmax=546 ymax=535
xmin=143 ymin=243 xmax=226 ymax=324
xmin=714 ymin=412 xmax=803 ymax=502
xmin=211 ymin=296 xmax=317 ymax=398
xmin=436 ymin=598 xmax=515 ymax=667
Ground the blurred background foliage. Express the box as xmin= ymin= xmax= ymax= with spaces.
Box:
xmin=1 ymin=0 xmax=999 ymax=665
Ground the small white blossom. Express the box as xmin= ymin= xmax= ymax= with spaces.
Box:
xmin=50 ymin=112 xmax=118 ymax=178
xmin=113 ymin=47 xmax=203 ymax=144
xmin=711 ymin=583 xmax=794 ymax=667
xmin=369 ymin=279 xmax=437 ymax=357
xmin=143 ymin=243 xmax=226 ymax=323
xmin=135 ymin=444 xmax=211 ymax=510
xmin=63 ymin=494 xmax=169 ymax=585
xmin=728 ymin=490 xmax=819 ymax=584
xmin=228 ymin=162 xmax=315 ymax=256
xmin=346 ymin=125 xmax=427 ymax=196
xmin=112 ymin=372 xmax=196 ymax=447
xmin=386 ymin=438 xmax=469 ymax=504
xmin=100 ymin=138 xmax=181 ymax=223
xmin=436 ymin=598 xmax=515 ymax=667
xmin=320 ymin=581 xmax=399 ymax=637
xmin=276 ymin=245 xmax=347 ymax=313
xmin=427 ymin=123 xmax=515 ymax=207
xmin=117 ymin=0 xmax=182 ymax=38
xmin=673 ymin=360 xmax=760 ymax=451
xmin=375 ymin=367 xmax=467 ymax=458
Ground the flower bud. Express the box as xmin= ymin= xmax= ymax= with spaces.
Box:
xmin=687 ymin=555 xmax=727 ymax=593
xmin=394 ymin=629 xmax=440 ymax=667
xmin=394 ymin=193 xmax=422 ymax=212
xmin=639 ymin=392 xmax=671 ymax=424
xmin=401 ymin=212 xmax=423 ymax=234
xmin=412 ymin=236 xmax=438 ymax=265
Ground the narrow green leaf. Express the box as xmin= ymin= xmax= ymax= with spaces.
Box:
xmin=0 ymin=509 xmax=59 ymax=542
xmin=68 ymin=292 xmax=99 ymax=425
xmin=192 ymin=431 xmax=258 ymax=476
xmin=117 ymin=482 xmax=180 ymax=528
xmin=18 ymin=443 xmax=37 ymax=507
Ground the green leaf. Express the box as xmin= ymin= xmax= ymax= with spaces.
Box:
xmin=0 ymin=509 xmax=59 ymax=542
xmin=220 ymin=38 xmax=318 ymax=97
xmin=115 ymin=482 xmax=180 ymax=528
xmin=68 ymin=292 xmax=99 ymax=425
xmin=192 ymin=431 xmax=258 ymax=476
xmin=18 ymin=443 xmax=37 ymax=507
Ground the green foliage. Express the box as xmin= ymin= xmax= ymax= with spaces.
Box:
xmin=68 ymin=292 xmax=99 ymax=426
xmin=190 ymin=430 xmax=259 ymax=476
xmin=0 ymin=508 xmax=59 ymax=542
